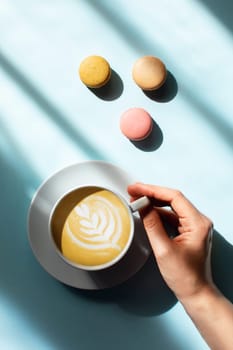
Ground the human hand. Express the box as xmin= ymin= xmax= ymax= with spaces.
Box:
xmin=128 ymin=183 xmax=214 ymax=301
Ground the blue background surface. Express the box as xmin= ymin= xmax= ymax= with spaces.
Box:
xmin=1 ymin=0 xmax=233 ymax=349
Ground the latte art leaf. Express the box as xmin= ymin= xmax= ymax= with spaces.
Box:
xmin=67 ymin=196 xmax=123 ymax=250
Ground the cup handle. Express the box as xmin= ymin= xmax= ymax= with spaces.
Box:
xmin=129 ymin=196 xmax=151 ymax=213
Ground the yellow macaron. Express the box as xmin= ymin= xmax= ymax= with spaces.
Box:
xmin=79 ymin=55 xmax=111 ymax=88
xmin=132 ymin=56 xmax=167 ymax=90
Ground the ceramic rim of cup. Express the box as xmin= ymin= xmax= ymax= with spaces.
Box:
xmin=48 ymin=184 xmax=135 ymax=271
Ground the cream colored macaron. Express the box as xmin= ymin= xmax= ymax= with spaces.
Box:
xmin=79 ymin=55 xmax=111 ymax=88
xmin=132 ymin=56 xmax=167 ymax=90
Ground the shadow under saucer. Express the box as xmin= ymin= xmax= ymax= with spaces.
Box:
xmin=70 ymin=253 xmax=177 ymax=317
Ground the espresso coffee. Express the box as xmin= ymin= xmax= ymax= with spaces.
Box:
xmin=51 ymin=187 xmax=132 ymax=268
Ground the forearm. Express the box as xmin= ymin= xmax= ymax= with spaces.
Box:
xmin=180 ymin=285 xmax=233 ymax=350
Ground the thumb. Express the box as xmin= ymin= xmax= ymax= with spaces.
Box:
xmin=140 ymin=207 xmax=172 ymax=257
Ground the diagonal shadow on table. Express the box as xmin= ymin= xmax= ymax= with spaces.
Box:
xmin=200 ymin=0 xmax=233 ymax=34
xmin=0 ymin=51 xmax=106 ymax=161
xmin=182 ymin=88 xmax=233 ymax=151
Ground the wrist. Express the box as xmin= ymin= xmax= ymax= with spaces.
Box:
xmin=179 ymin=283 xmax=221 ymax=312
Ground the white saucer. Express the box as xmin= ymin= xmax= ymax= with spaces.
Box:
xmin=28 ymin=161 xmax=151 ymax=290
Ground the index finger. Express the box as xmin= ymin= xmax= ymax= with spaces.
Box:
xmin=127 ymin=183 xmax=200 ymax=218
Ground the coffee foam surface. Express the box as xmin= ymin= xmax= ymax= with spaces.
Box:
xmin=61 ymin=189 xmax=131 ymax=267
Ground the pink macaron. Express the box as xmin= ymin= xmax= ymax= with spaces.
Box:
xmin=120 ymin=108 xmax=153 ymax=141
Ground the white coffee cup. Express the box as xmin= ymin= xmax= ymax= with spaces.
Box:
xmin=49 ymin=185 xmax=150 ymax=271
